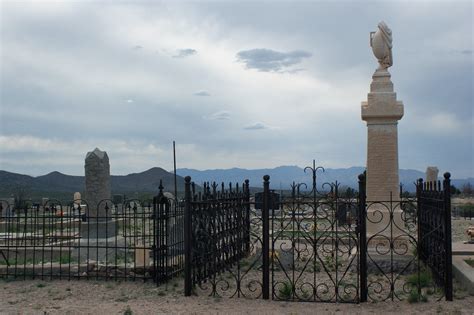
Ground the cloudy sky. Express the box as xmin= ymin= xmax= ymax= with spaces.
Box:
xmin=0 ymin=1 xmax=472 ymax=178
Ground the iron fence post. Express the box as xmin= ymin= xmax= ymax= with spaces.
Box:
xmin=244 ymin=179 xmax=251 ymax=255
xmin=262 ymin=175 xmax=270 ymax=300
xmin=184 ymin=176 xmax=192 ymax=296
xmin=443 ymin=172 xmax=453 ymax=301
xmin=358 ymin=173 xmax=367 ymax=302
xmin=416 ymin=178 xmax=423 ymax=299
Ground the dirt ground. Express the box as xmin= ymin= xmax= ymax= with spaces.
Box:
xmin=1 ymin=219 xmax=472 ymax=314
xmin=452 ymin=218 xmax=474 ymax=243
xmin=0 ymin=278 xmax=472 ymax=315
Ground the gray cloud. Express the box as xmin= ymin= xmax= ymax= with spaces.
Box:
xmin=236 ymin=48 xmax=312 ymax=72
xmin=205 ymin=111 xmax=231 ymax=120
xmin=244 ymin=122 xmax=267 ymax=130
xmin=173 ymin=48 xmax=197 ymax=58
xmin=194 ymin=90 xmax=210 ymax=96
xmin=0 ymin=1 xmax=472 ymax=177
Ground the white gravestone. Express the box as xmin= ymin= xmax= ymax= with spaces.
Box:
xmin=426 ymin=167 xmax=439 ymax=183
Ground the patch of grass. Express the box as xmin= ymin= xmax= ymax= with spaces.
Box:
xmin=464 ymin=258 xmax=474 ymax=267
xmin=407 ymin=290 xmax=427 ymax=303
xmin=123 ymin=305 xmax=133 ymax=315
xmin=407 ymin=270 xmax=432 ymax=288
xmin=57 ymin=255 xmax=74 ymax=264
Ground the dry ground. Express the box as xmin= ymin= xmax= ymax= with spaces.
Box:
xmin=0 ymin=278 xmax=472 ymax=315
xmin=1 ymin=219 xmax=473 ymax=314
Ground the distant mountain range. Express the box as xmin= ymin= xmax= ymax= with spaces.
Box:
xmin=0 ymin=167 xmax=184 ymax=197
xmin=1 ymin=166 xmax=472 ymax=197
xmin=177 ymin=166 xmax=474 ymax=193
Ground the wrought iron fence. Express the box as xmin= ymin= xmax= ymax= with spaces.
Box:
xmin=184 ymin=162 xmax=453 ymax=304
xmin=0 ymin=181 xmax=183 ymax=284
xmin=417 ymin=173 xmax=453 ymax=301
xmin=184 ymin=178 xmax=253 ymax=297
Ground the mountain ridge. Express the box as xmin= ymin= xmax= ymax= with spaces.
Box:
xmin=176 ymin=166 xmax=474 ymax=192
xmin=1 ymin=166 xmax=472 ymax=195
xmin=0 ymin=168 xmax=184 ymax=196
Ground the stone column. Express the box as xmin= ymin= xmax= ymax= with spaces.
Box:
xmin=426 ymin=166 xmax=439 ymax=183
xmin=362 ymin=69 xmax=404 ymax=236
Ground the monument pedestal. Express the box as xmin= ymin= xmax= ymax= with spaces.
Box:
xmin=362 ymin=68 xmax=404 ymax=238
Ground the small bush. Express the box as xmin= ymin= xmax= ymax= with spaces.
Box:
xmin=278 ymin=281 xmax=293 ymax=299
xmin=123 ymin=306 xmax=133 ymax=315
xmin=408 ymin=290 xmax=427 ymax=303
xmin=407 ymin=270 xmax=432 ymax=288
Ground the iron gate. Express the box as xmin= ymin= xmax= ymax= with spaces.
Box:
xmin=184 ymin=162 xmax=453 ymax=303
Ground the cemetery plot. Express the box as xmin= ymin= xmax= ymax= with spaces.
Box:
xmin=0 ymin=195 xmax=184 ymax=284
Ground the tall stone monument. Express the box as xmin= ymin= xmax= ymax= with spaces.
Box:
xmin=426 ymin=166 xmax=439 ymax=183
xmin=83 ymin=148 xmax=116 ymax=238
xmin=85 ymin=148 xmax=111 ymax=216
xmin=362 ymin=22 xmax=404 ymax=236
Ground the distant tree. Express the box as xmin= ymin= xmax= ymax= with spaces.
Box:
xmin=462 ymin=183 xmax=473 ymax=196
xmin=338 ymin=186 xmax=356 ymax=198
xmin=13 ymin=184 xmax=31 ymax=211
xmin=450 ymin=185 xmax=461 ymax=195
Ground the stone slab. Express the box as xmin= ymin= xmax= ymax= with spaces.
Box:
xmin=453 ymin=241 xmax=474 ymax=256
xmin=453 ymin=256 xmax=474 ymax=294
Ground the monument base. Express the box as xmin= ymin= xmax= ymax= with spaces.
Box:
xmin=80 ymin=220 xmax=118 ymax=239
xmin=366 ymin=234 xmax=416 ymax=274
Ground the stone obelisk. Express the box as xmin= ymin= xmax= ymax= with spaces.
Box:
xmin=362 ymin=22 xmax=404 ymax=236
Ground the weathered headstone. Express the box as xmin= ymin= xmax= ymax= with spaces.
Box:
xmin=85 ymin=148 xmax=111 ymax=216
xmin=73 ymin=192 xmax=81 ymax=204
xmin=426 ymin=166 xmax=439 ymax=183
xmin=362 ymin=22 xmax=404 ymax=236
xmin=82 ymin=148 xmax=116 ymax=238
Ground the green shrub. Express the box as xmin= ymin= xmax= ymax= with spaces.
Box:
xmin=407 ymin=270 xmax=432 ymax=288
xmin=408 ymin=290 xmax=427 ymax=303
xmin=123 ymin=306 xmax=133 ymax=315
xmin=278 ymin=281 xmax=294 ymax=299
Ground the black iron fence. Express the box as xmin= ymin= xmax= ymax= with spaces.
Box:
xmin=0 ymin=182 xmax=183 ymax=284
xmin=184 ymin=163 xmax=453 ymax=303
xmin=417 ymin=174 xmax=453 ymax=301
xmin=184 ymin=178 xmax=251 ymax=296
